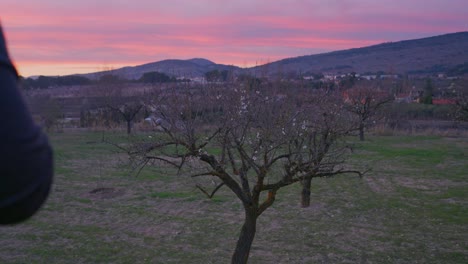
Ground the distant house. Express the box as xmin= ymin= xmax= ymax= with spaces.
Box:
xmin=380 ymin=74 xmax=399 ymax=79
xmin=394 ymin=88 xmax=422 ymax=103
xmin=323 ymin=75 xmax=334 ymax=81
xmin=184 ymin=77 xmax=206 ymax=83
xmin=361 ymin=75 xmax=377 ymax=80
xmin=394 ymin=93 xmax=413 ymax=103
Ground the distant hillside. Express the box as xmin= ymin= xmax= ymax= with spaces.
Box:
xmin=250 ymin=32 xmax=468 ymax=76
xmin=80 ymin=58 xmax=241 ymax=80
xmin=64 ymin=32 xmax=468 ymax=80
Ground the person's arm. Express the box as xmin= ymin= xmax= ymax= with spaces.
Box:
xmin=0 ymin=25 xmax=53 ymax=224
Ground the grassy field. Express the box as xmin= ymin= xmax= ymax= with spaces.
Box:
xmin=1 ymin=132 xmax=467 ymax=263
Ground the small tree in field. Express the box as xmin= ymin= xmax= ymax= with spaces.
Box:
xmin=94 ymin=75 xmax=144 ymax=134
xmin=35 ymin=96 xmax=64 ymax=132
xmin=296 ymin=92 xmax=363 ymax=207
xmin=421 ymin=78 xmax=434 ymax=105
xmin=125 ymin=84 xmax=362 ymax=263
xmin=344 ymin=84 xmax=392 ymax=141
xmin=106 ymin=101 xmax=144 ymax=134
xmin=454 ymin=79 xmax=468 ymax=121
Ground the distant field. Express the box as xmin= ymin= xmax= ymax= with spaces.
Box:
xmin=1 ymin=132 xmax=467 ymax=263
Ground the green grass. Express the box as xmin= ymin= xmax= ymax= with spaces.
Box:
xmin=148 ymin=191 xmax=196 ymax=200
xmin=1 ymin=131 xmax=467 ymax=263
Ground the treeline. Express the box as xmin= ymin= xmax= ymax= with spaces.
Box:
xmin=446 ymin=63 xmax=468 ymax=77
xmin=20 ymin=75 xmax=92 ymax=89
xmin=407 ymin=63 xmax=468 ymax=76
xmin=20 ymin=71 xmax=184 ymax=89
xmin=204 ymin=69 xmax=229 ymax=82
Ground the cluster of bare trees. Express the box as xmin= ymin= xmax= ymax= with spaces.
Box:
xmin=26 ymin=72 xmax=400 ymax=262
xmin=22 ymin=94 xmax=65 ymax=132
xmin=79 ymin=77 xmax=149 ymax=134
xmin=120 ymin=83 xmax=369 ymax=263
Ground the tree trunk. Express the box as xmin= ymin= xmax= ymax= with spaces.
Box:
xmin=126 ymin=120 xmax=132 ymax=134
xmin=359 ymin=123 xmax=365 ymax=141
xmin=301 ymin=177 xmax=312 ymax=208
xmin=231 ymin=209 xmax=257 ymax=264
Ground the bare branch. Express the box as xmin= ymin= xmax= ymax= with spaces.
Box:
xmin=258 ymin=190 xmax=276 ymax=215
xmin=196 ymin=183 xmax=225 ymax=199
xmin=145 ymin=155 xmax=183 ymax=168
xmin=191 ymin=171 xmax=220 ymax=178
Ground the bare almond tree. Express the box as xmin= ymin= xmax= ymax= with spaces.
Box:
xmin=454 ymin=79 xmax=468 ymax=121
xmin=344 ymin=84 xmax=392 ymax=141
xmin=124 ymin=84 xmax=362 ymax=263
xmin=32 ymin=95 xmax=64 ymax=132
xmin=94 ymin=75 xmax=145 ymax=134
xmin=296 ymin=92 xmax=363 ymax=207
xmin=106 ymin=101 xmax=144 ymax=134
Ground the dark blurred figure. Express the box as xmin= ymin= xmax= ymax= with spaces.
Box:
xmin=0 ymin=25 xmax=53 ymax=224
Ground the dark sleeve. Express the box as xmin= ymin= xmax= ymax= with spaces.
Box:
xmin=0 ymin=26 xmax=53 ymax=225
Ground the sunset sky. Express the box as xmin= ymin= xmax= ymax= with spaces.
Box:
xmin=1 ymin=0 xmax=467 ymax=77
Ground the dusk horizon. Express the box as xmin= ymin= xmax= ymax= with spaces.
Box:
xmin=2 ymin=2 xmax=468 ymax=263
xmin=2 ymin=0 xmax=467 ymax=77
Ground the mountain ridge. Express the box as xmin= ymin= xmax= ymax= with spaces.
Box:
xmin=252 ymin=32 xmax=468 ymax=76
xmin=65 ymin=31 xmax=468 ymax=80
xmin=79 ymin=58 xmax=240 ymax=80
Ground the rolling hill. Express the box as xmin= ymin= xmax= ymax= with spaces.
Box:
xmin=80 ymin=58 xmax=241 ymax=80
xmin=251 ymin=32 xmax=468 ymax=76
xmin=73 ymin=32 xmax=468 ymax=80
